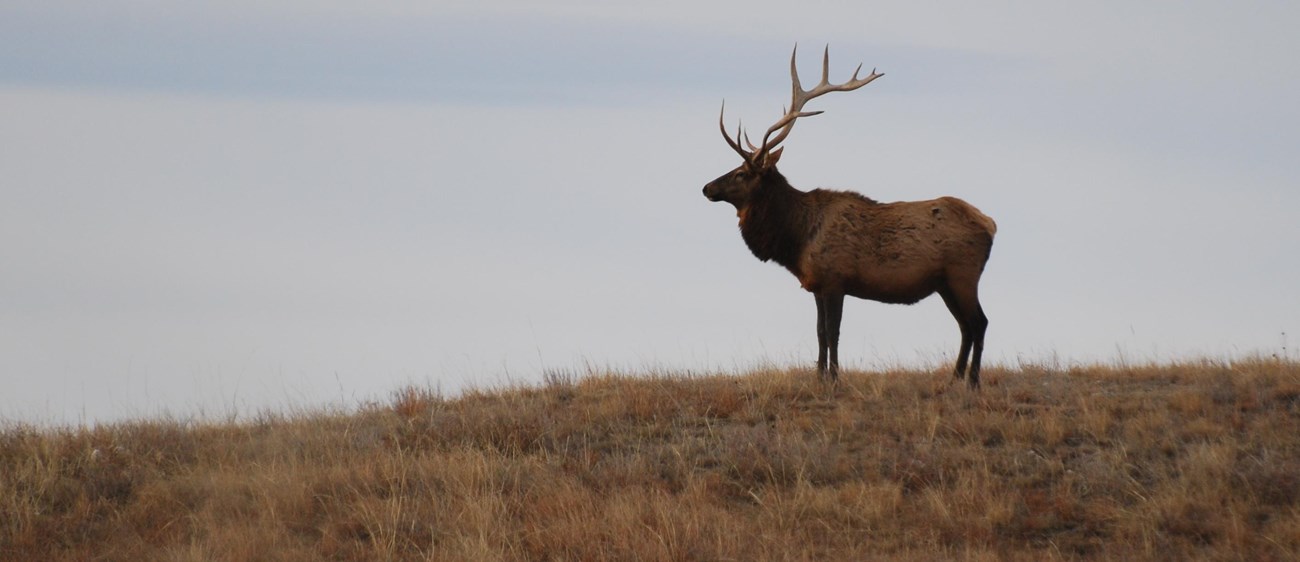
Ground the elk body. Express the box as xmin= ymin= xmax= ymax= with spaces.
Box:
xmin=702 ymin=47 xmax=996 ymax=388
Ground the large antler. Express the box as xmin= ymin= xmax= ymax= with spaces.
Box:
xmin=759 ymin=46 xmax=883 ymax=155
xmin=719 ymin=46 xmax=882 ymax=165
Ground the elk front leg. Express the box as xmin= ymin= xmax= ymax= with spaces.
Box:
xmin=817 ymin=293 xmax=845 ymax=381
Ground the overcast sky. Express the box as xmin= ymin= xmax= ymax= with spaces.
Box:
xmin=3 ymin=1 xmax=1298 ymax=424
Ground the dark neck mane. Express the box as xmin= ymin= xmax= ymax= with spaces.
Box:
xmin=740 ymin=170 xmax=815 ymax=270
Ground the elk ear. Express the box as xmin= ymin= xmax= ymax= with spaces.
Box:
xmin=760 ymin=147 xmax=784 ymax=168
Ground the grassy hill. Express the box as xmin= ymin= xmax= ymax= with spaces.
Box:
xmin=4 ymin=360 xmax=1300 ymax=561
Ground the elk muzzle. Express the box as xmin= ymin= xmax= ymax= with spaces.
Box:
xmin=702 ymin=183 xmax=722 ymax=202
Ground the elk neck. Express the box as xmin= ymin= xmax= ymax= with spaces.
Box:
xmin=738 ymin=169 xmax=817 ymax=272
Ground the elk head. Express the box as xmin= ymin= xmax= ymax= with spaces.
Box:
xmin=703 ymin=46 xmax=882 ymax=209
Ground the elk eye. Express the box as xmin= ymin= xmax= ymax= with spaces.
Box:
xmin=734 ymin=171 xmax=749 ymax=180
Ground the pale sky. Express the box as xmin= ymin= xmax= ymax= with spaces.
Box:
xmin=3 ymin=1 xmax=1298 ymax=424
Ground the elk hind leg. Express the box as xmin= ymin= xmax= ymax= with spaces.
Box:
xmin=940 ymin=285 xmax=987 ymax=387
xmin=939 ymin=288 xmax=972 ymax=381
xmin=815 ymin=295 xmax=828 ymax=378
xmin=968 ymin=301 xmax=988 ymax=388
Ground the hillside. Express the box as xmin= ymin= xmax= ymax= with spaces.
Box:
xmin=4 ymin=360 xmax=1300 ymax=561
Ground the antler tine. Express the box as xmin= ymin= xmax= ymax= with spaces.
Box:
xmin=790 ymin=44 xmax=804 ymax=100
xmin=718 ymin=101 xmax=751 ymax=160
xmin=820 ymin=46 xmax=830 ymax=88
xmin=755 ymin=45 xmax=884 ymax=159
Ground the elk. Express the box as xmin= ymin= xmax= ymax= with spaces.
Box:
xmin=702 ymin=46 xmax=996 ymax=388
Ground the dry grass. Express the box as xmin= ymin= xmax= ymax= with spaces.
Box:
xmin=4 ymin=359 xmax=1300 ymax=561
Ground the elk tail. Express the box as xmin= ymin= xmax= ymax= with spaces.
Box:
xmin=972 ymin=208 xmax=997 ymax=238
xmin=949 ymin=198 xmax=998 ymax=238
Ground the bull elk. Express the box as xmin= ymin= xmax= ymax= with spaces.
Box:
xmin=702 ymin=46 xmax=997 ymax=388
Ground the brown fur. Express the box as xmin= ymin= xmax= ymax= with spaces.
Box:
xmin=705 ymin=160 xmax=995 ymax=387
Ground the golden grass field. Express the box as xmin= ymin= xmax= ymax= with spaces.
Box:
xmin=3 ymin=359 xmax=1300 ymax=561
